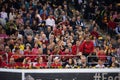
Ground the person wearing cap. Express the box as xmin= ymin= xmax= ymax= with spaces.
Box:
xmin=51 ymin=57 xmax=62 ymax=68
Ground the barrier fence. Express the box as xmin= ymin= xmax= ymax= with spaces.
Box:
xmin=0 ymin=68 xmax=120 ymax=80
xmin=3 ymin=55 xmax=120 ymax=68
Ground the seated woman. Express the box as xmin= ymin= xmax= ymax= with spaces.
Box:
xmin=22 ymin=57 xmax=32 ymax=69
xmin=7 ymin=57 xmax=17 ymax=69
xmin=64 ymin=58 xmax=77 ymax=68
xmin=12 ymin=47 xmax=24 ymax=62
xmin=35 ymin=56 xmax=47 ymax=69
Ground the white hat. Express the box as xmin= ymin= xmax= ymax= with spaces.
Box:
xmin=54 ymin=57 xmax=59 ymax=60
xmin=26 ymin=43 xmax=31 ymax=47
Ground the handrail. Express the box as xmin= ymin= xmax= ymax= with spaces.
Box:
xmin=4 ymin=55 xmax=120 ymax=68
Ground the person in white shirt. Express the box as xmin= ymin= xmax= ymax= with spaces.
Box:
xmin=0 ymin=7 xmax=8 ymax=20
xmin=95 ymin=59 xmax=105 ymax=68
xmin=115 ymin=23 xmax=120 ymax=35
xmin=0 ymin=7 xmax=8 ymax=26
xmin=9 ymin=8 xmax=16 ymax=21
xmin=46 ymin=15 xmax=55 ymax=29
xmin=76 ymin=16 xmax=84 ymax=28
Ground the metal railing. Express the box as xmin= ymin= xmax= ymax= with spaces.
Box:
xmin=4 ymin=54 xmax=120 ymax=68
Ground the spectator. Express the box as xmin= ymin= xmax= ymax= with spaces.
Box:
xmin=0 ymin=7 xmax=8 ymax=26
xmin=7 ymin=57 xmax=17 ymax=69
xmin=110 ymin=56 xmax=119 ymax=67
xmin=77 ymin=55 xmax=89 ymax=68
xmin=80 ymin=36 xmax=94 ymax=57
xmin=6 ymin=24 xmax=16 ymax=36
xmin=116 ymin=46 xmax=120 ymax=66
xmin=35 ymin=56 xmax=47 ymax=69
xmin=90 ymin=27 xmax=99 ymax=38
xmin=22 ymin=57 xmax=32 ymax=69
xmin=0 ymin=55 xmax=8 ymax=68
xmin=72 ymin=40 xmax=81 ymax=55
xmin=46 ymin=15 xmax=55 ymax=29
xmin=51 ymin=57 xmax=62 ymax=68
xmin=0 ymin=28 xmax=9 ymax=39
xmin=54 ymin=5 xmax=63 ymax=20
xmin=16 ymin=14 xmax=24 ymax=25
xmin=97 ymin=47 xmax=107 ymax=62
xmin=0 ymin=0 xmax=120 ymax=69
xmin=4 ymin=45 xmax=13 ymax=63
xmin=9 ymin=8 xmax=16 ymax=21
xmin=95 ymin=59 xmax=105 ymax=68
xmin=32 ymin=43 xmax=39 ymax=55
xmin=12 ymin=47 xmax=23 ymax=62
xmin=70 ymin=17 xmax=76 ymax=30
xmin=76 ymin=16 xmax=84 ymax=29
xmin=64 ymin=58 xmax=77 ymax=68
xmin=24 ymin=25 xmax=34 ymax=37
xmin=24 ymin=43 xmax=32 ymax=56
xmin=107 ymin=18 xmax=117 ymax=36
xmin=12 ymin=43 xmax=24 ymax=55
xmin=115 ymin=23 xmax=120 ymax=35
xmin=40 ymin=33 xmax=48 ymax=45
xmin=88 ymin=48 xmax=98 ymax=66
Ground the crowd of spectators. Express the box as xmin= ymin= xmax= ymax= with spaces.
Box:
xmin=0 ymin=0 xmax=120 ymax=69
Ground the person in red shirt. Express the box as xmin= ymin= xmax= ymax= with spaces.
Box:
xmin=22 ymin=57 xmax=32 ymax=69
xmin=53 ymin=26 xmax=62 ymax=37
xmin=97 ymin=48 xmax=107 ymax=62
xmin=80 ymin=36 xmax=94 ymax=57
xmin=12 ymin=48 xmax=23 ymax=62
xmin=90 ymin=27 xmax=99 ymax=38
xmin=61 ymin=47 xmax=72 ymax=60
xmin=72 ymin=40 xmax=82 ymax=55
xmin=4 ymin=45 xmax=13 ymax=63
xmin=51 ymin=45 xmax=62 ymax=55
xmin=35 ymin=56 xmax=47 ymax=68
xmin=107 ymin=18 xmax=117 ymax=36
xmin=40 ymin=10 xmax=48 ymax=21
xmin=40 ymin=33 xmax=48 ymax=45
xmin=0 ymin=55 xmax=8 ymax=68
xmin=7 ymin=57 xmax=17 ymax=69
xmin=24 ymin=43 xmax=33 ymax=59
xmin=108 ymin=19 xmax=116 ymax=30
xmin=51 ymin=57 xmax=62 ymax=68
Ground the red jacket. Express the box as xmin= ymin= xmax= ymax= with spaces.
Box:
xmin=80 ymin=41 xmax=94 ymax=54
xmin=72 ymin=45 xmax=81 ymax=55
xmin=108 ymin=21 xmax=116 ymax=30
xmin=98 ymin=52 xmax=107 ymax=61
xmin=7 ymin=63 xmax=18 ymax=69
xmin=35 ymin=62 xmax=47 ymax=68
xmin=91 ymin=31 xmax=99 ymax=38
xmin=51 ymin=62 xmax=62 ymax=68
xmin=53 ymin=29 xmax=62 ymax=36
xmin=8 ymin=52 xmax=13 ymax=63
xmin=24 ymin=50 xmax=33 ymax=59
xmin=0 ymin=61 xmax=7 ymax=68
xmin=61 ymin=51 xmax=72 ymax=59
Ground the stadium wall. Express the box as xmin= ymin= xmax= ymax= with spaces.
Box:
xmin=0 ymin=68 xmax=120 ymax=80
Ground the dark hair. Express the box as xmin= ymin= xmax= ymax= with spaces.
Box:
xmin=15 ymin=47 xmax=20 ymax=52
